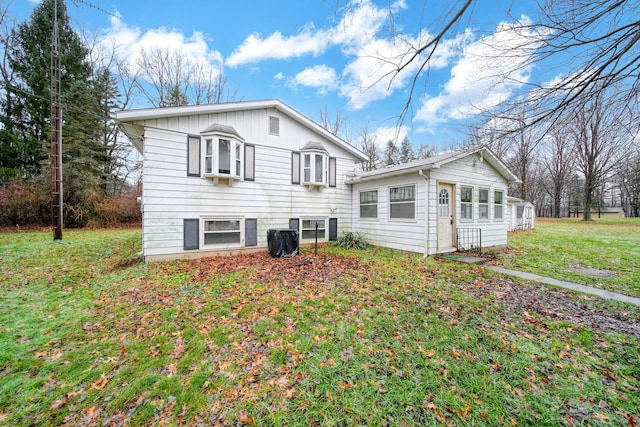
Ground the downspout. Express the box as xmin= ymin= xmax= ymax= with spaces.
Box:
xmin=418 ymin=170 xmax=430 ymax=257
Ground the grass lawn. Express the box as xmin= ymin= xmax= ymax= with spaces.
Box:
xmin=498 ymin=217 xmax=640 ymax=298
xmin=1 ymin=225 xmax=639 ymax=426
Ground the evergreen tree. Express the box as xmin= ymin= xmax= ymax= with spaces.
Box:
xmin=2 ymin=0 xmax=118 ymax=225
xmin=383 ymin=140 xmax=398 ymax=166
xmin=4 ymin=0 xmax=92 ymax=179
xmin=398 ymin=136 xmax=415 ymax=163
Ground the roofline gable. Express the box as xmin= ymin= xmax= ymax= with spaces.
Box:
xmin=113 ymin=99 xmax=367 ymax=161
xmin=346 ymin=146 xmax=520 ymax=184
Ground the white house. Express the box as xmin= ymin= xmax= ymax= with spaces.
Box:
xmin=114 ymin=99 xmax=520 ymax=261
xmin=348 ymin=147 xmax=520 ymax=255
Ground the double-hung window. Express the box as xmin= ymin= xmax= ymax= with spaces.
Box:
xmin=203 ymin=218 xmax=242 ymax=246
xmin=389 ymin=185 xmax=415 ymax=219
xmin=461 ymin=186 xmax=473 ymax=220
xmin=360 ymin=190 xmax=378 ymax=219
xmin=479 ymin=188 xmax=489 ymax=220
xmin=494 ymin=190 xmax=504 ymax=220
xmin=301 ymin=219 xmax=326 ymax=240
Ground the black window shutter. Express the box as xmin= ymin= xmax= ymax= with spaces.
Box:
xmin=184 ymin=218 xmax=199 ymax=250
xmin=329 ymin=218 xmax=338 ymax=241
xmin=245 ymin=218 xmax=257 ymax=246
xmin=244 ymin=144 xmax=255 ymax=181
xmin=329 ymin=157 xmax=336 ymax=187
xmin=187 ymin=135 xmax=201 ymax=176
xmin=291 ymin=152 xmax=300 ymax=184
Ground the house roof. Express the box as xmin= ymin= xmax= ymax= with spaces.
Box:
xmin=300 ymin=141 xmax=328 ymax=152
xmin=113 ymin=99 xmax=367 ymax=161
xmin=200 ymin=123 xmax=244 ymax=141
xmin=346 ymin=146 xmax=520 ymax=185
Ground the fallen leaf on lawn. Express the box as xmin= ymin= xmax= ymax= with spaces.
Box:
xmin=50 ymin=349 xmax=63 ymax=361
xmin=90 ymin=373 xmax=109 ymax=390
xmin=171 ymin=333 xmax=186 ymax=359
xmin=167 ymin=363 xmax=178 ymax=377
xmin=238 ymin=412 xmax=255 ymax=424
xmin=199 ymin=324 xmax=211 ymax=334
xmin=451 ymin=350 xmax=460 ymax=359
xmin=50 ymin=395 xmax=69 ymax=410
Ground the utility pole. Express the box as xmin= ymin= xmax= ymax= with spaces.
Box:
xmin=51 ymin=0 xmax=63 ymax=240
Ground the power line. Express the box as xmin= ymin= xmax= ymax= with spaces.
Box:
xmin=68 ymin=0 xmax=118 ymax=18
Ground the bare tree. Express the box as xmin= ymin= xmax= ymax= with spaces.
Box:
xmin=319 ymin=105 xmax=349 ymax=138
xmin=360 ymin=126 xmax=379 ymax=171
xmin=368 ymin=0 xmax=639 ymax=135
xmin=504 ymin=114 xmax=544 ymax=200
xmin=567 ymin=90 xmax=632 ymax=221
xmin=614 ymin=145 xmax=640 ymax=217
xmin=540 ymin=126 xmax=575 ymax=217
xmin=115 ymin=46 xmax=232 ymax=108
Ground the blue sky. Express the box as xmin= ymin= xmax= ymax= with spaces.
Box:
xmin=12 ymin=0 xmax=545 ymax=151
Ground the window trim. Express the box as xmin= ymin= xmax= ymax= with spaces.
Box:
xmin=478 ymin=188 xmax=489 ymax=221
xmin=301 ymin=151 xmax=328 ymax=187
xmin=389 ymin=184 xmax=416 ymax=221
xmin=203 ymin=136 xmax=244 ymax=181
xmin=494 ymin=190 xmax=504 ymax=221
xmin=359 ymin=189 xmax=378 ymax=219
xmin=201 ymin=217 xmax=244 ymax=248
xmin=300 ymin=217 xmax=328 ymax=241
xmin=461 ymin=186 xmax=474 ymax=221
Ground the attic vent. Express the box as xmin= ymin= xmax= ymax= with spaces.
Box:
xmin=269 ymin=116 xmax=279 ymax=135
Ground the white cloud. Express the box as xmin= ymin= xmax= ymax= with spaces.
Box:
xmin=287 ymin=65 xmax=338 ymax=94
xmin=372 ymin=125 xmax=409 ymax=147
xmin=97 ymin=15 xmax=223 ymax=84
xmin=414 ymin=16 xmax=543 ymax=129
xmin=226 ymin=23 xmax=332 ymax=67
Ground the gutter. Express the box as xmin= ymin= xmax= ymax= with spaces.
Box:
xmin=418 ymin=169 xmax=430 ymax=257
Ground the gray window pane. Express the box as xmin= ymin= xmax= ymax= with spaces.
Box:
xmin=219 ymin=139 xmax=230 ymax=173
xmin=302 ymin=229 xmax=325 ymax=239
xmin=204 ymin=232 xmax=240 ymax=245
xmin=360 ymin=205 xmax=377 ymax=218
xmin=390 ymin=202 xmax=415 ymax=219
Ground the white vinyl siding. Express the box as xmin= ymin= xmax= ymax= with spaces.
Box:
xmin=137 ymin=107 xmax=360 ymax=260
xmin=389 ymin=185 xmax=415 ymax=219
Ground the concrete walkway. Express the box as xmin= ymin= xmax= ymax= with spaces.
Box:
xmin=487 ymin=266 xmax=640 ymax=307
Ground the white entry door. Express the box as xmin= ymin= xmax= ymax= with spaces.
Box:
xmin=437 ymin=183 xmax=454 ymax=249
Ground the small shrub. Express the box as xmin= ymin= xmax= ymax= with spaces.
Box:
xmin=0 ymin=179 xmax=50 ymax=226
xmin=333 ymin=231 xmax=369 ymax=249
